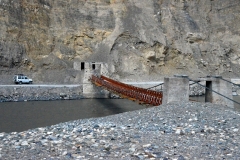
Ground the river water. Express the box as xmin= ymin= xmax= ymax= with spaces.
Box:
xmin=0 ymin=97 xmax=240 ymax=133
xmin=0 ymin=99 xmax=147 ymax=133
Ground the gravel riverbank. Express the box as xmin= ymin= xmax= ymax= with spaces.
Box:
xmin=0 ymin=102 xmax=240 ymax=160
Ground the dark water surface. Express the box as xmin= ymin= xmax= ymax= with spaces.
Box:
xmin=0 ymin=99 xmax=147 ymax=133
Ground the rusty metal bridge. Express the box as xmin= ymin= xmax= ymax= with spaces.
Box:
xmin=88 ymin=73 xmax=238 ymax=108
xmin=90 ymin=75 xmax=163 ymax=106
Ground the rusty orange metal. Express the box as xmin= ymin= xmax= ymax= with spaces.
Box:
xmin=90 ymin=75 xmax=162 ymax=106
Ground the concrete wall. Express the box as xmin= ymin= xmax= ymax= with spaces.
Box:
xmin=205 ymin=78 xmax=234 ymax=108
xmin=162 ymin=77 xmax=189 ymax=104
xmin=231 ymin=79 xmax=240 ymax=96
xmin=0 ymin=85 xmax=83 ymax=102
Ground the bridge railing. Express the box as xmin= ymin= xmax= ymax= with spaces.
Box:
xmin=90 ymin=75 xmax=163 ymax=106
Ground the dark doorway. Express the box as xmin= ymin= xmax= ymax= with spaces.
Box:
xmin=205 ymin=81 xmax=212 ymax=102
xmin=92 ymin=63 xmax=96 ymax=70
xmin=81 ymin=62 xmax=85 ymax=70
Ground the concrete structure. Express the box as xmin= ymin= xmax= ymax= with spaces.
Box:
xmin=162 ymin=75 xmax=189 ymax=104
xmin=82 ymin=62 xmax=109 ymax=98
xmin=162 ymin=75 xmax=234 ymax=108
xmin=231 ymin=79 xmax=240 ymax=84
xmin=231 ymin=79 xmax=240 ymax=96
xmin=200 ymin=77 xmax=234 ymax=108
xmin=0 ymin=85 xmax=83 ymax=102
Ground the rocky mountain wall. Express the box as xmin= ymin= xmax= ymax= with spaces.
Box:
xmin=0 ymin=0 xmax=240 ymax=83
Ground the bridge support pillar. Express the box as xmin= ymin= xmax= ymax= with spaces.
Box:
xmin=163 ymin=75 xmax=189 ymax=104
xmin=205 ymin=77 xmax=234 ymax=108
xmin=83 ymin=62 xmax=109 ymax=98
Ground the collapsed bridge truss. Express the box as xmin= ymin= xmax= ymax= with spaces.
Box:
xmin=90 ymin=75 xmax=162 ymax=106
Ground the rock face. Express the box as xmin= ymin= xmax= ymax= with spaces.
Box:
xmin=1 ymin=0 xmax=240 ymax=83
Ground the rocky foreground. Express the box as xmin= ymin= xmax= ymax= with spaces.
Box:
xmin=0 ymin=102 xmax=240 ymax=160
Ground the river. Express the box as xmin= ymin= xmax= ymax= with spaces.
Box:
xmin=0 ymin=99 xmax=147 ymax=133
xmin=0 ymin=97 xmax=239 ymax=133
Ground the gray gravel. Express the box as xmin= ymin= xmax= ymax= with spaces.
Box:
xmin=0 ymin=102 xmax=240 ymax=160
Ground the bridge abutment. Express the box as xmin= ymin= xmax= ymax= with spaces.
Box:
xmin=162 ymin=75 xmax=234 ymax=108
xmin=82 ymin=62 xmax=109 ymax=98
xmin=203 ymin=77 xmax=234 ymax=108
xmin=162 ymin=76 xmax=189 ymax=104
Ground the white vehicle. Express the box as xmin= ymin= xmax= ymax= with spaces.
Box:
xmin=14 ymin=74 xmax=33 ymax=84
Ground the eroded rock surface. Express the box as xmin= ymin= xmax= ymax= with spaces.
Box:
xmin=1 ymin=0 xmax=240 ymax=83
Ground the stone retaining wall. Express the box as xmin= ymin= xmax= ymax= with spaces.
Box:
xmin=0 ymin=86 xmax=84 ymax=102
xmin=189 ymin=84 xmax=205 ymax=96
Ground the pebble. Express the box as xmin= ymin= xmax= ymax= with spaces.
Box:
xmin=21 ymin=141 xmax=28 ymax=146
xmin=0 ymin=102 xmax=239 ymax=159
xmin=233 ymin=128 xmax=239 ymax=132
xmin=0 ymin=133 xmax=4 ymax=138
xmin=143 ymin=144 xmax=151 ymax=148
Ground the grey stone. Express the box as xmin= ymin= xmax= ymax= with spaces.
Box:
xmin=178 ymin=155 xmax=186 ymax=160
xmin=48 ymin=136 xmax=58 ymax=141
xmin=152 ymin=152 xmax=162 ymax=158
xmin=21 ymin=141 xmax=29 ymax=146
xmin=233 ymin=128 xmax=239 ymax=132
xmin=0 ymin=133 xmax=5 ymax=138
xmin=14 ymin=146 xmax=21 ymax=149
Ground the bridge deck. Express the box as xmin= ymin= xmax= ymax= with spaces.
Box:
xmin=90 ymin=75 xmax=163 ymax=106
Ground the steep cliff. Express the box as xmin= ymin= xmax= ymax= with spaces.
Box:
xmin=1 ymin=0 xmax=240 ymax=83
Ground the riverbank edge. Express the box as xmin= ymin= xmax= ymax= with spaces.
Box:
xmin=0 ymin=84 xmax=206 ymax=103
